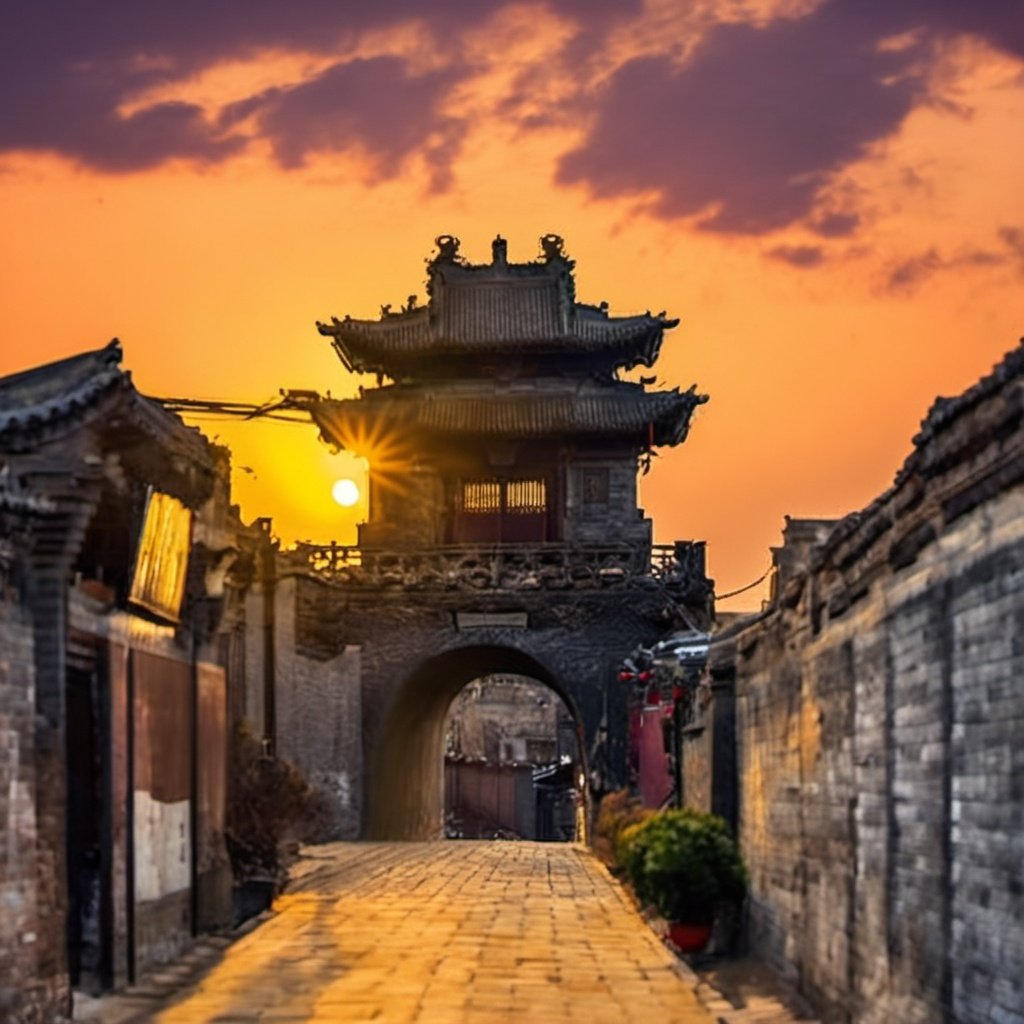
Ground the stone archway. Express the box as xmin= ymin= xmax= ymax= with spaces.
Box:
xmin=367 ymin=645 xmax=584 ymax=840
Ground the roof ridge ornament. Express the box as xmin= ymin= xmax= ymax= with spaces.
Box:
xmin=433 ymin=234 xmax=461 ymax=263
xmin=103 ymin=337 xmax=123 ymax=365
xmin=540 ymin=234 xmax=571 ymax=267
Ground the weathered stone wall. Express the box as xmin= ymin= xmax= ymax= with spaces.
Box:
xmin=678 ymin=673 xmax=737 ymax=832
xmin=722 ymin=345 xmax=1024 ymax=1024
xmin=242 ymin=587 xmax=266 ymax=738
xmin=273 ymin=576 xmax=362 ymax=838
xmin=131 ymin=650 xmax=193 ymax=972
xmin=0 ymin=589 xmax=63 ymax=1023
xmin=195 ymin=663 xmax=232 ymax=932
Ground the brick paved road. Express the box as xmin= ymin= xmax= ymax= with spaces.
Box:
xmin=148 ymin=841 xmax=713 ymax=1023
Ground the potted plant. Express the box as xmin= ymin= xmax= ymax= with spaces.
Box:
xmin=620 ymin=808 xmax=746 ymax=953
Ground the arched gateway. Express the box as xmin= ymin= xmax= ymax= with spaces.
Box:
xmin=372 ymin=645 xmax=569 ymax=840
xmin=283 ymin=235 xmax=713 ymax=839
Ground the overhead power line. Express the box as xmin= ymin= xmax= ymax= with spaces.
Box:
xmin=148 ymin=391 xmax=321 ymax=423
xmin=716 ymin=563 xmax=774 ymax=601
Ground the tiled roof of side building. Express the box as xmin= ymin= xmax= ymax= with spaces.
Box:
xmin=0 ymin=339 xmax=125 ymax=439
xmin=0 ymin=339 xmax=216 ymax=470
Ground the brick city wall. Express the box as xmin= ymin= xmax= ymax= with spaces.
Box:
xmin=721 ymin=344 xmax=1024 ymax=1024
xmin=285 ymin=571 xmax=683 ymax=838
xmin=273 ymin=576 xmax=363 ymax=838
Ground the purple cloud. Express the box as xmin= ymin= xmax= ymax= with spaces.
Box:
xmin=558 ymin=0 xmax=1024 ymax=235
xmin=885 ymin=240 xmax=1011 ymax=292
xmin=811 ymin=212 xmax=861 ymax=238
xmin=0 ymin=0 xmax=639 ymax=175
xmin=222 ymin=57 xmax=464 ymax=182
xmin=831 ymin=0 xmax=1024 ymax=62
xmin=886 ymin=248 xmax=944 ymax=291
xmin=998 ymin=226 xmax=1024 ymax=262
xmin=0 ymin=1 xmax=499 ymax=172
xmin=1 ymin=0 xmax=1021 ymax=216
xmin=766 ymin=245 xmax=826 ymax=268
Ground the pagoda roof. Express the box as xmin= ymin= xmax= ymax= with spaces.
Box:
xmin=317 ymin=235 xmax=678 ymax=377
xmin=309 ymin=379 xmax=707 ymax=448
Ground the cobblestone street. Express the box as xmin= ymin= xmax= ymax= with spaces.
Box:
xmin=109 ymin=841 xmax=713 ymax=1023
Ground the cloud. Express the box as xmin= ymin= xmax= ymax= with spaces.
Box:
xmin=2 ymin=0 xmax=1021 ymax=212
xmin=885 ymin=248 xmax=944 ymax=291
xmin=0 ymin=1 xmax=495 ymax=173
xmin=766 ymin=244 xmax=826 ymax=268
xmin=884 ymin=239 xmax=1012 ymax=292
xmin=810 ymin=212 xmax=860 ymax=238
xmin=0 ymin=0 xmax=638 ymax=176
xmin=832 ymin=0 xmax=1024 ymax=62
xmin=558 ymin=0 xmax=1024 ymax=235
xmin=223 ymin=57 xmax=465 ymax=182
xmin=998 ymin=225 xmax=1024 ymax=262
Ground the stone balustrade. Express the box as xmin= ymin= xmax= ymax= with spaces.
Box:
xmin=284 ymin=541 xmax=691 ymax=593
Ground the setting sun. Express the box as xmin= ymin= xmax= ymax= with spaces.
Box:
xmin=332 ymin=478 xmax=360 ymax=507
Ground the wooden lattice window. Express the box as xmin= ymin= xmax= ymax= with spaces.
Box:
xmin=128 ymin=489 xmax=192 ymax=622
xmin=455 ymin=477 xmax=550 ymax=542
xmin=462 ymin=480 xmax=502 ymax=514
xmin=505 ymin=479 xmax=547 ymax=515
xmin=460 ymin=479 xmax=546 ymax=514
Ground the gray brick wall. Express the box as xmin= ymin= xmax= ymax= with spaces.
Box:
xmin=720 ymin=345 xmax=1024 ymax=1024
xmin=0 ymin=600 xmax=50 ymax=1023
xmin=273 ymin=577 xmax=363 ymax=838
xmin=567 ymin=459 xmax=651 ymax=548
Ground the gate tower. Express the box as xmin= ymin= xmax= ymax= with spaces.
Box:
xmin=293 ymin=234 xmax=711 ymax=838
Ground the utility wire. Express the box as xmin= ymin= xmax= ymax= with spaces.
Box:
xmin=146 ymin=394 xmax=319 ymax=424
xmin=717 ymin=563 xmax=774 ymax=601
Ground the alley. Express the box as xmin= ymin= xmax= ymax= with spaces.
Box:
xmin=135 ymin=842 xmax=713 ymax=1023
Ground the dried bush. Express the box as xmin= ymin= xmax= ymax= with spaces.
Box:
xmin=593 ymin=789 xmax=655 ymax=869
xmin=225 ymin=723 xmax=318 ymax=888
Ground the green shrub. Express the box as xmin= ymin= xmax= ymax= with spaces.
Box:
xmin=594 ymin=789 xmax=655 ymax=869
xmin=620 ymin=808 xmax=747 ymax=924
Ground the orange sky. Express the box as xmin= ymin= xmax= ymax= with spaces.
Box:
xmin=1 ymin=3 xmax=1022 ymax=610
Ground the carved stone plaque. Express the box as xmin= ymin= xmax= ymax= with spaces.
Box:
xmin=582 ymin=467 xmax=609 ymax=504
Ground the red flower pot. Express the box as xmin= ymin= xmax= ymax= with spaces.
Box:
xmin=668 ymin=921 xmax=712 ymax=953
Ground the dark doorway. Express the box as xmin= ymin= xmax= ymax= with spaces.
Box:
xmin=65 ymin=658 xmax=112 ymax=993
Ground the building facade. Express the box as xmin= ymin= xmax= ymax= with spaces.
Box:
xmin=283 ymin=234 xmax=714 ymax=838
xmin=0 ymin=342 xmax=258 ymax=1022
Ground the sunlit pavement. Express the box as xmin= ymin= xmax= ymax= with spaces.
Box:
xmin=143 ymin=841 xmax=713 ymax=1023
